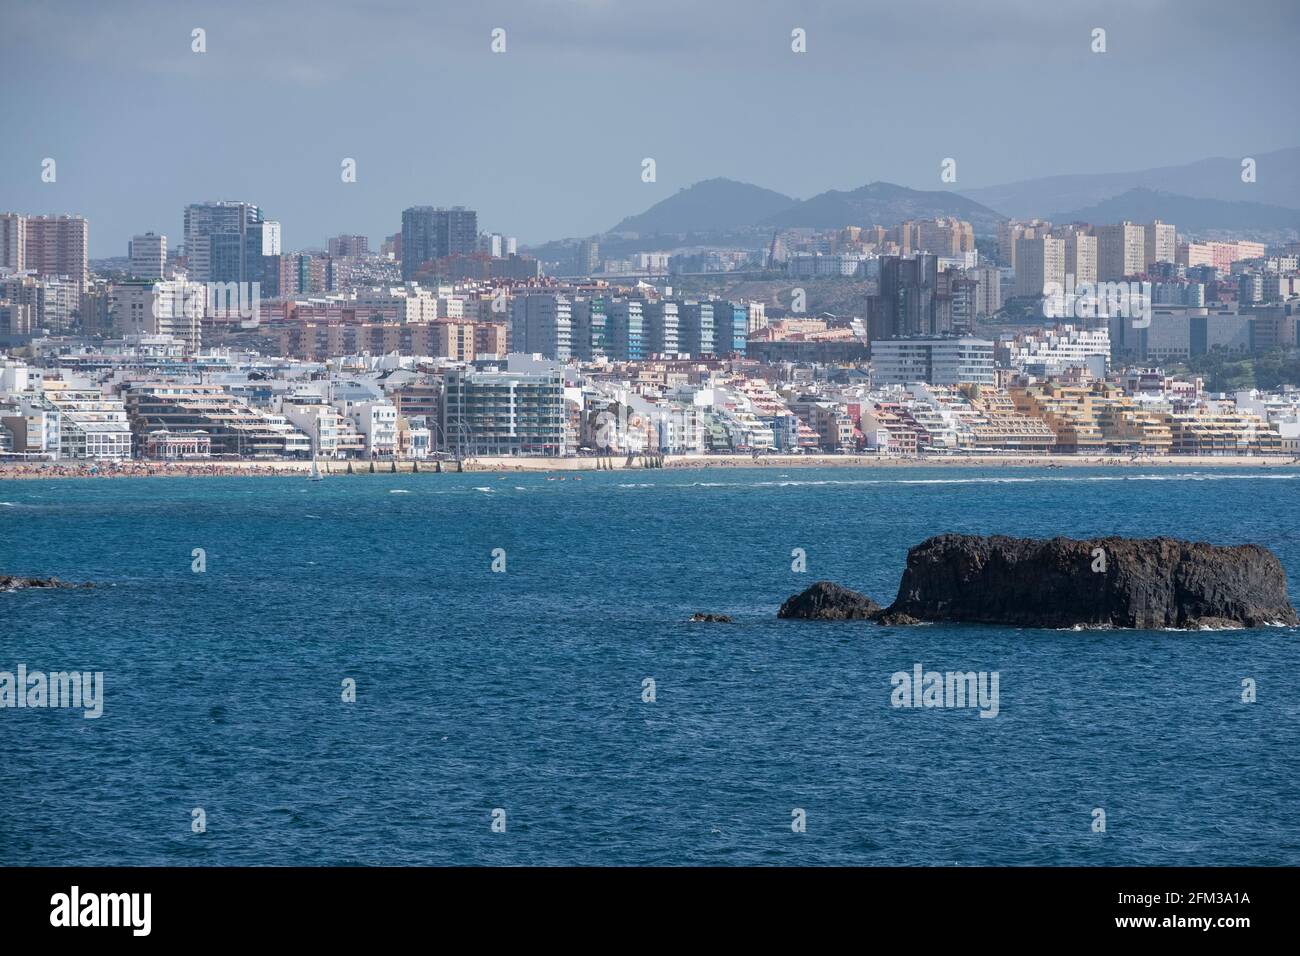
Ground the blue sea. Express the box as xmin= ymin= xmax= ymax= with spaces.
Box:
xmin=2 ymin=466 xmax=1299 ymax=866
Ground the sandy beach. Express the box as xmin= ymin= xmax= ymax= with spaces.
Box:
xmin=3 ymin=452 xmax=1299 ymax=480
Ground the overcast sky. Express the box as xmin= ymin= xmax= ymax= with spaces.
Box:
xmin=2 ymin=0 xmax=1296 ymax=256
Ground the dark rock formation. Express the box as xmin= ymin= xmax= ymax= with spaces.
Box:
xmin=778 ymin=581 xmax=883 ymax=620
xmin=775 ymin=535 xmax=1298 ymax=629
xmin=884 ymin=534 xmax=1298 ymax=629
xmin=690 ymin=613 xmax=733 ymax=623
xmin=0 ymin=575 xmax=84 ymax=591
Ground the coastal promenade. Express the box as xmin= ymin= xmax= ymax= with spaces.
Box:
xmin=3 ymin=452 xmax=1299 ymax=480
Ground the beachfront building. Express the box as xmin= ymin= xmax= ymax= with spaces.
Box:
xmin=123 ymin=382 xmax=310 ymax=459
xmin=1166 ymin=407 xmax=1282 ymax=456
xmin=440 ymin=366 xmax=566 ymax=456
xmin=957 ymin=386 xmax=1059 ymax=453
xmin=1008 ymin=382 xmax=1107 ymax=454
xmin=40 ymin=381 xmax=132 ymax=460
xmin=861 ymin=404 xmax=920 ymax=456
xmin=143 ymin=429 xmax=212 ymax=459
xmin=0 ymin=397 xmax=61 ymax=459
xmin=341 ymin=400 xmax=399 ymax=458
xmin=276 ymin=399 xmax=365 ymax=459
xmin=1010 ymin=381 xmax=1176 ymax=455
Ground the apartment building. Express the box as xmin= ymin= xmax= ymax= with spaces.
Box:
xmin=1093 ymin=222 xmax=1147 ymax=280
xmin=440 ymin=366 xmax=566 ymax=456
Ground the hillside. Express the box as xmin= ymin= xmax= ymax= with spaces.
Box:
xmin=760 ymin=181 xmax=1006 ymax=234
xmin=609 ymin=178 xmax=795 ymax=235
xmin=1051 ymin=187 xmax=1300 ymax=235
xmin=964 ymin=146 xmax=1300 ymax=219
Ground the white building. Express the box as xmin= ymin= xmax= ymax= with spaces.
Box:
xmin=40 ymin=381 xmax=132 ymax=460
xmin=871 ymin=337 xmax=996 ymax=386
xmin=1000 ymin=325 xmax=1111 ymax=375
xmin=343 ymin=400 xmax=398 ymax=458
xmin=110 ymin=279 xmax=205 ymax=353
xmin=128 ymin=233 xmax=166 ymax=280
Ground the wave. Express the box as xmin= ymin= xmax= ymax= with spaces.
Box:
xmin=643 ymin=472 xmax=1300 ymax=491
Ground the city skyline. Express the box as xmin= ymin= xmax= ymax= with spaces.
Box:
xmin=3 ymin=0 xmax=1300 ymax=256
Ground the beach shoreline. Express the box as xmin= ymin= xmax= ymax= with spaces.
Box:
xmin=3 ymin=452 xmax=1299 ymax=480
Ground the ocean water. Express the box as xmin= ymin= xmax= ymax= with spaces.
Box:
xmin=2 ymin=465 xmax=1299 ymax=866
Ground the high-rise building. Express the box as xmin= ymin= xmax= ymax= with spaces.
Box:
xmin=998 ymin=219 xmax=1051 ymax=270
xmin=0 ymin=271 xmax=78 ymax=332
xmin=941 ymin=272 xmax=980 ymax=331
xmin=0 ymin=213 xmax=25 ymax=271
xmin=570 ymin=298 xmax=608 ymax=360
xmin=676 ymin=301 xmax=716 ymax=357
xmin=183 ymin=201 xmax=264 ymax=284
xmin=110 ymin=278 xmax=205 ymax=352
xmin=400 ymin=206 xmax=478 ymax=278
xmin=1015 ymin=235 xmax=1065 ymax=298
xmin=24 ymin=215 xmax=88 ymax=292
xmin=1092 ymin=222 xmax=1146 ymax=280
xmin=509 ymin=293 xmax=572 ymax=360
xmin=128 ymin=232 xmax=166 ymax=280
xmin=1144 ymin=220 xmax=1176 ymax=268
xmin=1053 ymin=228 xmax=1097 ymax=285
xmin=575 ymin=239 xmax=600 ymax=274
xmin=605 ymin=299 xmax=645 ymax=361
xmin=641 ymin=300 xmax=680 ymax=356
xmin=869 ymin=254 xmax=950 ymax=340
xmin=971 ymin=265 xmax=1002 ymax=317
xmin=913 ymin=218 xmax=975 ymax=256
xmin=327 ymin=235 xmax=369 ymax=257
xmin=440 ymin=366 xmax=566 ymax=457
xmin=710 ymin=300 xmax=749 ymax=356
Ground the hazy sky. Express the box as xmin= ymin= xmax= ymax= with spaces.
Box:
xmin=2 ymin=0 xmax=1297 ymax=257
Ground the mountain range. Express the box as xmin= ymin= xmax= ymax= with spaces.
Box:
xmin=608 ymin=180 xmax=1006 ymax=237
xmin=1052 ymin=188 xmax=1300 ymax=234
xmin=962 ymin=146 xmax=1300 ymax=219
xmin=579 ymin=147 xmax=1300 ymax=247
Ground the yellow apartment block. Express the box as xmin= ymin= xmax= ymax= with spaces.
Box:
xmin=1008 ymin=383 xmax=1106 ymax=452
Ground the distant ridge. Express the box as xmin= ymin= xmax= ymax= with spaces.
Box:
xmin=609 ymin=178 xmax=795 ymax=235
xmin=964 ymin=146 xmax=1300 ymax=219
xmin=1051 ymin=187 xmax=1300 ymax=235
xmin=760 ymin=181 xmax=1006 ymax=234
xmin=606 ymin=177 xmax=1005 ymax=238
xmin=585 ymin=147 xmax=1300 ymax=248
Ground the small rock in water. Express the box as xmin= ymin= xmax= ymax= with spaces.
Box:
xmin=777 ymin=581 xmax=883 ymax=620
xmin=690 ymin=613 xmax=733 ymax=623
xmin=0 ymin=574 xmax=86 ymax=591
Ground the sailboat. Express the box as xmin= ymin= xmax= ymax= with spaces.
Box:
xmin=308 ymin=417 xmax=325 ymax=481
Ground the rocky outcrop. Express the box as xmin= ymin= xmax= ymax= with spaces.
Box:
xmin=775 ymin=535 xmax=1298 ymax=630
xmin=778 ymin=581 xmax=883 ymax=620
xmin=885 ymin=535 xmax=1298 ymax=629
xmin=0 ymin=575 xmax=84 ymax=592
xmin=690 ymin=613 xmax=733 ymax=623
